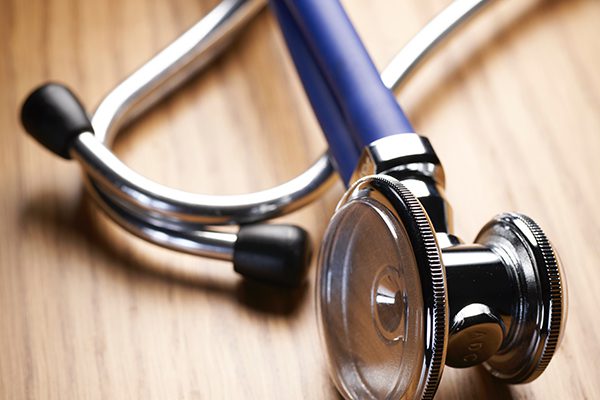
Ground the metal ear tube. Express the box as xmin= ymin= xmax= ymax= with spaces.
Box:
xmin=20 ymin=82 xmax=312 ymax=287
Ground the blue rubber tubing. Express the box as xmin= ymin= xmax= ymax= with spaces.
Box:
xmin=270 ymin=0 xmax=414 ymax=182
xmin=270 ymin=1 xmax=360 ymax=182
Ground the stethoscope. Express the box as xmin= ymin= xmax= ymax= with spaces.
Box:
xmin=20 ymin=0 xmax=566 ymax=399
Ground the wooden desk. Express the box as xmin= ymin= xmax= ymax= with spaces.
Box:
xmin=1 ymin=0 xmax=598 ymax=398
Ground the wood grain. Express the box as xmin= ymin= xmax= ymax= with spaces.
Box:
xmin=1 ymin=0 xmax=599 ymax=398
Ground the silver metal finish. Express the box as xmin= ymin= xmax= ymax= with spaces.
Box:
xmin=353 ymin=133 xmax=454 ymax=235
xmin=72 ymin=132 xmax=334 ymax=224
xmin=92 ymin=0 xmax=266 ymax=145
xmin=56 ymin=0 xmax=566 ymax=393
xmin=350 ymin=133 xmax=443 ymax=184
xmin=335 ymin=139 xmax=565 ymax=389
xmin=321 ymin=181 xmax=566 ymax=395
xmin=476 ymin=213 xmax=566 ymax=383
xmin=446 ymin=303 xmax=505 ymax=368
xmin=69 ymin=0 xmax=493 ymax=259
xmin=381 ymin=0 xmax=491 ymax=91
xmin=413 ymin=213 xmax=566 ymax=379
xmin=87 ymin=178 xmax=237 ymax=260
xmin=317 ymin=175 xmax=447 ymax=399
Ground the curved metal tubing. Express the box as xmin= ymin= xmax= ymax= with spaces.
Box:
xmin=381 ymin=0 xmax=490 ymax=91
xmin=93 ymin=0 xmax=265 ymax=145
xmin=77 ymin=0 xmax=492 ymax=259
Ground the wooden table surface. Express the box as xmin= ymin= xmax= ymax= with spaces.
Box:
xmin=2 ymin=0 xmax=599 ymax=398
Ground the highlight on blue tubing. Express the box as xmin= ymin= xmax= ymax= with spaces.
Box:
xmin=271 ymin=1 xmax=360 ymax=183
xmin=270 ymin=0 xmax=414 ymax=183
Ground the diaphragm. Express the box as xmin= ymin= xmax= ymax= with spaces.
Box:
xmin=317 ymin=175 xmax=447 ymax=399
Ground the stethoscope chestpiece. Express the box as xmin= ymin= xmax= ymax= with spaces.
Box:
xmin=317 ymin=175 xmax=447 ymax=400
xmin=317 ymin=174 xmax=566 ymax=399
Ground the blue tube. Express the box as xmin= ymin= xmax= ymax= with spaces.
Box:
xmin=270 ymin=1 xmax=360 ymax=182
xmin=272 ymin=0 xmax=413 ymax=151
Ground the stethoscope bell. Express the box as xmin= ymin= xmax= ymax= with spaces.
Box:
xmin=469 ymin=212 xmax=566 ymax=382
xmin=317 ymin=175 xmax=566 ymax=399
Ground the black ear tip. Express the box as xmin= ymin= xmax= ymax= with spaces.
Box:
xmin=233 ymin=224 xmax=313 ymax=287
xmin=21 ymin=82 xmax=93 ymax=159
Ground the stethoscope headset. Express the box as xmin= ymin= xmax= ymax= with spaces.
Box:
xmin=20 ymin=0 xmax=566 ymax=398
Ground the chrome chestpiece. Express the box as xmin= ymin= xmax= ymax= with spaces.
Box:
xmin=317 ymin=134 xmax=566 ymax=399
